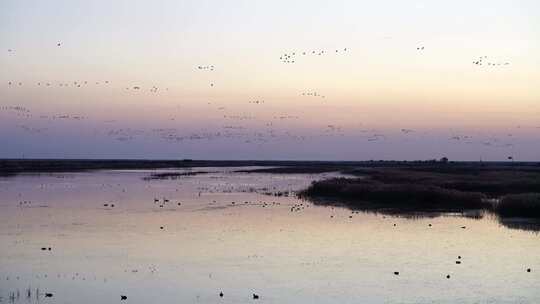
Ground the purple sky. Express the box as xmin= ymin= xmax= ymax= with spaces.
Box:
xmin=1 ymin=0 xmax=539 ymax=160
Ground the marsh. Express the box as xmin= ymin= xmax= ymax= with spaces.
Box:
xmin=0 ymin=166 xmax=538 ymax=303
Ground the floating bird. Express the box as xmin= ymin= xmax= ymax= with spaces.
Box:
xmin=197 ymin=65 xmax=215 ymax=71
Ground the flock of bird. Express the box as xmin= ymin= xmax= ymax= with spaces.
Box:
xmin=279 ymin=48 xmax=349 ymax=64
xmin=8 ymin=107 xmax=522 ymax=148
xmin=5 ymin=99 xmax=522 ymax=148
xmin=197 ymin=65 xmax=215 ymax=71
xmin=6 ymin=80 xmax=175 ymax=94
xmin=301 ymin=91 xmax=326 ymax=99
xmin=2 ymin=168 xmax=535 ymax=303
xmin=472 ymin=56 xmax=510 ymax=67
xmin=2 ymin=41 xmax=523 ymax=153
xmin=0 ymin=172 xmax=308 ymax=303
xmin=8 ymin=80 xmax=112 ymax=88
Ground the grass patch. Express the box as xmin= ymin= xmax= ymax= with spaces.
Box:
xmin=299 ymin=178 xmax=487 ymax=212
xmin=301 ymin=166 xmax=540 ymax=220
xmin=347 ymin=168 xmax=540 ymax=196
xmin=235 ymin=166 xmax=342 ymax=174
xmin=496 ymin=193 xmax=540 ymax=218
xmin=142 ymin=171 xmax=213 ymax=180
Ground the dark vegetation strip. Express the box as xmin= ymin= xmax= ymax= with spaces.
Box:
xmin=2 ymin=159 xmax=539 ymax=176
xmin=234 ymin=166 xmax=344 ymax=174
xmin=344 ymin=168 xmax=540 ymax=196
xmin=299 ymin=166 xmax=540 ymax=219
xmin=2 ymin=159 xmax=540 ymax=222
xmin=300 ymin=178 xmax=489 ymax=212
xmin=142 ymin=171 xmax=213 ymax=180
xmin=496 ymin=193 xmax=540 ymax=218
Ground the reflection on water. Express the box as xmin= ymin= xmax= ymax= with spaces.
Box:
xmin=0 ymin=168 xmax=539 ymax=303
xmin=308 ymin=196 xmax=540 ymax=231
xmin=498 ymin=218 xmax=540 ymax=233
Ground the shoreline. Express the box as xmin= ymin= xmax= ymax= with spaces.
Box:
xmin=2 ymin=159 xmax=539 ymax=176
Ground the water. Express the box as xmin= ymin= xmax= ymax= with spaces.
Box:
xmin=0 ymin=168 xmax=538 ymax=303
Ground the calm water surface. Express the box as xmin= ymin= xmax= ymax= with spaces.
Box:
xmin=0 ymin=168 xmax=538 ymax=303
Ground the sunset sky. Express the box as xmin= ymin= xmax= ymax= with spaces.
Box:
xmin=1 ymin=0 xmax=539 ymax=160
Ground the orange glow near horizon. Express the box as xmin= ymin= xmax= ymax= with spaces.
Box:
xmin=1 ymin=0 xmax=539 ymax=160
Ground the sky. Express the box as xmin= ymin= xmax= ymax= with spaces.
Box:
xmin=1 ymin=0 xmax=539 ymax=160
